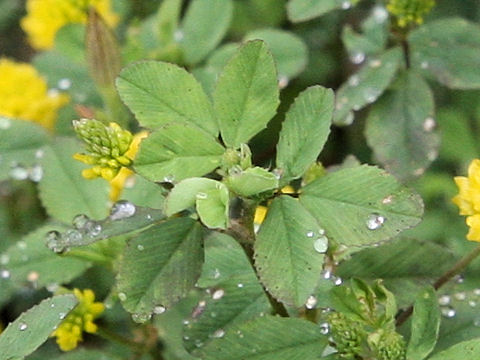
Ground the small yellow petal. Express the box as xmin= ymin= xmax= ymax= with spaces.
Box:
xmin=467 ymin=215 xmax=480 ymax=242
xmin=254 ymin=206 xmax=268 ymax=225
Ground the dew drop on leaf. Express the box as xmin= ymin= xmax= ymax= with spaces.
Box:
xmin=110 ymin=200 xmax=136 ymax=220
xmin=118 ymin=292 xmax=127 ymax=301
xmin=19 ymin=322 xmax=28 ymax=331
xmin=313 ymin=236 xmax=329 ymax=253
xmin=85 ymin=220 xmax=102 ymax=237
xmin=212 ymin=329 xmax=225 ymax=338
xmin=58 ymin=78 xmax=72 ymax=90
xmin=137 ymin=244 xmax=145 ymax=251
xmin=10 ymin=165 xmax=29 ymax=180
xmin=454 ymin=292 xmax=467 ymax=301
xmin=305 ymin=295 xmax=317 ymax=309
xmin=350 ymin=52 xmax=365 ymax=64
xmin=438 ymin=295 xmax=451 ymax=306
xmin=72 ymin=214 xmax=90 ymax=229
xmin=1 ymin=269 xmax=11 ymax=279
xmin=212 ymin=289 xmax=225 ymax=300
xmin=366 ymin=213 xmax=386 ymax=230
xmin=441 ymin=306 xmax=456 ymax=318
xmin=153 ymin=305 xmax=166 ymax=314
xmin=29 ymin=164 xmax=43 ymax=182
xmin=341 ymin=1 xmax=351 ymax=10
xmin=132 ymin=312 xmax=152 ymax=323
xmin=423 ymin=117 xmax=436 ymax=132
xmin=319 ymin=322 xmax=330 ymax=335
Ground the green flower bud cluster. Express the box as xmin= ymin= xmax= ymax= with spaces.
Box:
xmin=387 ymin=0 xmax=435 ymax=27
xmin=328 ymin=312 xmax=406 ymax=360
xmin=73 ymin=118 xmax=134 ymax=180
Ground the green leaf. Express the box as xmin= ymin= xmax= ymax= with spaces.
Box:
xmin=276 ymin=86 xmax=334 ymax=183
xmin=299 ymin=165 xmax=424 ymax=247
xmin=244 ymin=29 xmax=308 ymax=79
xmin=195 ymin=187 xmax=229 ymax=229
xmin=0 ymin=118 xmax=50 ymax=182
xmin=134 ymin=123 xmax=225 ymax=183
xmin=287 ymin=0 xmax=353 ymax=22
xmin=156 ymin=0 xmax=182 ymax=46
xmin=225 ymin=167 xmax=278 ymax=197
xmin=365 ymin=71 xmax=440 ymax=182
xmin=336 ymin=239 xmax=455 ymax=307
xmin=214 ymin=40 xmax=279 ymax=147
xmin=52 ymin=349 xmax=123 ymax=360
xmin=333 ymin=47 xmax=403 ymax=125
xmin=196 ymin=316 xmax=328 ymax=359
xmin=254 ymin=196 xmax=325 ymax=307
xmin=183 ymin=232 xmax=271 ymax=352
xmin=409 ymin=18 xmax=480 ymax=89
xmin=117 ymin=218 xmax=204 ymax=321
xmin=0 ymin=225 xmax=90 ymax=289
xmin=0 ymin=295 xmax=78 ymax=359
xmin=428 ymin=339 xmax=480 ymax=360
xmin=38 ymin=137 xmax=109 ymax=223
xmin=55 ymin=24 xmax=85 ymax=63
xmin=407 ymin=286 xmax=440 ymax=360
xmin=116 ymin=61 xmax=218 ymax=136
xmin=180 ymin=0 xmax=233 ymax=65
xmin=121 ymin=175 xmax=166 ymax=209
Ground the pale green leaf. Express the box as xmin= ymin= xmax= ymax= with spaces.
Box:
xmin=0 ymin=295 xmax=78 ymax=360
xmin=180 ymin=0 xmax=233 ymax=65
xmin=255 ymin=196 xmax=325 ymax=307
xmin=365 ymin=71 xmax=440 ymax=181
xmin=333 ymin=47 xmax=403 ymax=125
xmin=244 ymin=29 xmax=308 ymax=79
xmin=195 ymin=187 xmax=229 ymax=229
xmin=287 ymin=0 xmax=352 ymax=22
xmin=116 ymin=61 xmax=218 ymax=135
xmin=183 ymin=233 xmax=271 ymax=352
xmin=196 ymin=316 xmax=328 ymax=360
xmin=407 ymin=286 xmax=440 ymax=360
xmin=214 ymin=40 xmax=279 ymax=147
xmin=0 ymin=225 xmax=90 ymax=288
xmin=117 ymin=218 xmax=204 ymax=320
xmin=299 ymin=165 xmax=423 ymax=247
xmin=276 ymin=86 xmax=334 ymax=183
xmin=134 ymin=123 xmax=225 ymax=183
xmin=38 ymin=137 xmax=109 ymax=223
xmin=410 ymin=18 xmax=480 ymax=89
xmin=225 ymin=167 xmax=278 ymax=197
xmin=428 ymin=339 xmax=480 ymax=360
xmin=0 ymin=117 xmax=50 ymax=182
xmin=156 ymin=0 xmax=182 ymax=46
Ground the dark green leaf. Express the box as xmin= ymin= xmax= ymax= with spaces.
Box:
xmin=214 ymin=40 xmax=279 ymax=147
xmin=429 ymin=339 xmax=480 ymax=360
xmin=255 ymin=196 xmax=325 ymax=307
xmin=365 ymin=71 xmax=440 ymax=181
xmin=0 ymin=295 xmax=78 ymax=359
xmin=287 ymin=0 xmax=352 ymax=22
xmin=117 ymin=218 xmax=204 ymax=321
xmin=276 ymin=86 xmax=334 ymax=183
xmin=134 ymin=123 xmax=225 ymax=183
xmin=299 ymin=165 xmax=423 ymax=248
xmin=116 ymin=61 xmax=218 ymax=136
xmin=407 ymin=286 xmax=440 ymax=360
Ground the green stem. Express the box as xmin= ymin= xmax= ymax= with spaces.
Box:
xmin=396 ymin=243 xmax=480 ymax=327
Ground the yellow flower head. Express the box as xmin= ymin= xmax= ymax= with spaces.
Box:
xmin=73 ymin=119 xmax=135 ymax=181
xmin=253 ymin=186 xmax=296 ymax=226
xmin=0 ymin=58 xmax=69 ymax=130
xmin=52 ymin=288 xmax=104 ymax=351
xmin=387 ymin=0 xmax=435 ymax=28
xmin=453 ymin=159 xmax=480 ymax=241
xmin=21 ymin=0 xmax=118 ymax=50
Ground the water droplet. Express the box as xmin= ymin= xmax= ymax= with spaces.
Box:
xmin=423 ymin=117 xmax=436 ymax=132
xmin=382 ymin=195 xmax=394 ymax=204
xmin=348 ymin=75 xmax=360 ymax=87
xmin=46 ymin=231 xmax=65 ymax=253
xmin=212 ymin=289 xmax=225 ymax=300
xmin=0 ymin=117 xmax=11 ymax=130
xmin=29 ymin=164 xmax=43 ymax=182
xmin=137 ymin=244 xmax=145 ymax=251
xmin=366 ymin=213 xmax=386 ymax=230
xmin=84 ymin=220 xmax=102 ymax=237
xmin=212 ymin=329 xmax=225 ymax=338
xmin=196 ymin=192 xmax=208 ymax=200
xmin=1 ymin=269 xmax=11 ymax=279
xmin=163 ymin=174 xmax=175 ymax=183
xmin=174 ymin=30 xmax=184 ymax=42
xmin=314 ymin=236 xmax=329 ymax=253
xmin=118 ymin=292 xmax=127 ymax=301
xmin=35 ymin=149 xmax=44 ymax=159
xmin=72 ymin=214 xmax=90 ymax=229
xmin=59 ymin=312 xmax=67 ymax=320
xmin=183 ymin=335 xmax=190 ymax=340
xmin=58 ymin=78 xmax=72 ymax=90
xmin=19 ymin=322 xmax=28 ymax=331
xmin=10 ymin=165 xmax=29 ymax=180
xmin=237 ymin=283 xmax=244 ymax=288
xmin=153 ymin=305 xmax=166 ymax=314
xmin=421 ymin=61 xmax=429 ymax=69
xmin=341 ymin=1 xmax=351 ymax=10
xmin=333 ymin=276 xmax=343 ymax=286
xmin=0 ymin=254 xmax=10 ymax=265
xmin=183 ymin=319 xmax=190 ymax=326
xmin=306 ymin=231 xmax=315 ymax=238
xmin=50 ymin=303 xmax=55 ymax=308
xmin=278 ymin=75 xmax=289 ymax=89
xmin=27 ymin=271 xmax=39 ymax=282
xmin=350 ymin=52 xmax=365 ymax=64
xmin=322 ymin=270 xmax=332 ymax=280
xmin=65 ymin=229 xmax=82 ymax=243
xmin=454 ymin=292 xmax=467 ymax=301
xmin=236 ymin=330 xmax=244 ymax=338
xmin=369 ymin=59 xmax=382 ymax=68
xmin=438 ymin=295 xmax=451 ymax=306
xmin=372 ymin=6 xmax=388 ymax=23
xmin=441 ymin=306 xmax=456 ymax=318
xmin=364 ymin=88 xmax=381 ymax=103
xmin=305 ymin=295 xmax=317 ymax=309
xmin=469 ymin=300 xmax=477 ymax=307
xmin=319 ymin=322 xmax=330 ymax=335
xmin=110 ymin=200 xmax=136 ymax=220
xmin=474 ymin=289 xmax=480 ymax=296
xmin=132 ymin=312 xmax=152 ymax=323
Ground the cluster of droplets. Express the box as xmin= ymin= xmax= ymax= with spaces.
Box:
xmin=438 ymin=287 xmax=480 ymax=323
xmin=307 ymin=228 xmax=329 ymax=254
xmin=8 ymin=150 xmax=44 ymax=182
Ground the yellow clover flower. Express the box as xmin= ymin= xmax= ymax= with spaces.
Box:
xmin=21 ymin=0 xmax=118 ymax=50
xmin=0 ymin=58 xmax=69 ymax=131
xmin=452 ymin=159 xmax=480 ymax=241
xmin=52 ymin=288 xmax=105 ymax=351
xmin=387 ymin=0 xmax=435 ymax=28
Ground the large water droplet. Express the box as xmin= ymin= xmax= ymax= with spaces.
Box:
xmin=84 ymin=220 xmax=102 ymax=237
xmin=319 ymin=322 xmax=330 ymax=335
xmin=474 ymin=317 xmax=480 ymax=327
xmin=65 ymin=229 xmax=82 ymax=243
xmin=305 ymin=295 xmax=317 ymax=309
xmin=46 ymin=231 xmax=65 ymax=253
xmin=153 ymin=305 xmax=166 ymax=314
xmin=1 ymin=269 xmax=11 ymax=279
xmin=59 ymin=312 xmax=67 ymax=320
xmin=212 ymin=329 xmax=225 ymax=338
xmin=314 ymin=236 xmax=329 ymax=253
xmin=19 ymin=322 xmax=28 ymax=331
xmin=474 ymin=289 xmax=480 ymax=296
xmin=441 ymin=306 xmax=456 ymax=318
xmin=58 ymin=78 xmax=72 ymax=90
xmin=364 ymin=88 xmax=381 ymax=103
xmin=438 ymin=295 xmax=451 ymax=306
xmin=110 ymin=200 xmax=136 ymax=220
xmin=350 ymin=52 xmax=365 ymax=64
xmin=72 ymin=214 xmax=90 ymax=229
xmin=366 ymin=213 xmax=386 ymax=230
xmin=212 ymin=289 xmax=225 ymax=300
